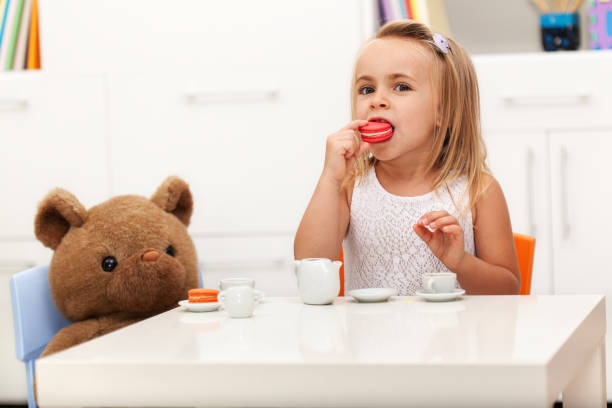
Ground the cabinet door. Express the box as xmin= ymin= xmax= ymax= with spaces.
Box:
xmin=0 ymin=263 xmax=32 ymax=404
xmin=549 ymin=129 xmax=612 ymax=401
xmin=550 ymin=130 xmax=612 ymax=294
xmin=0 ymin=74 xmax=109 ymax=240
xmin=484 ymin=131 xmax=552 ymax=294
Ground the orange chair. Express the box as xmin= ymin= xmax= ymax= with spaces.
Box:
xmin=339 ymin=250 xmax=345 ymax=296
xmin=338 ymin=232 xmax=535 ymax=296
xmin=513 ymin=232 xmax=535 ymax=295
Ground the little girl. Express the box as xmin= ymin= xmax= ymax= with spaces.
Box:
xmin=294 ymin=20 xmax=520 ymax=295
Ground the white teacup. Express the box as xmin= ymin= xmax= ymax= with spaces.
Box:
xmin=294 ymin=258 xmax=341 ymax=305
xmin=218 ymin=286 xmax=264 ymax=318
xmin=422 ymin=272 xmax=457 ymax=294
xmin=218 ymin=277 xmax=255 ymax=291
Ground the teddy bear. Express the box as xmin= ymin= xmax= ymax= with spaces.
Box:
xmin=34 ymin=176 xmax=199 ymax=357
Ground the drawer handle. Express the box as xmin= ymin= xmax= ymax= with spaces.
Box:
xmin=182 ymin=88 xmax=279 ymax=104
xmin=526 ymin=148 xmax=537 ymax=237
xmin=0 ymin=98 xmax=29 ymax=111
xmin=560 ymin=146 xmax=571 ymax=239
xmin=0 ymin=261 xmax=36 ymax=274
xmin=199 ymin=258 xmax=287 ymax=271
xmin=500 ymin=91 xmax=590 ymax=106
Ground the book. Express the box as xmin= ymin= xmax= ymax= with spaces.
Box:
xmin=4 ymin=0 xmax=24 ymax=70
xmin=26 ymin=0 xmax=38 ymax=69
xmin=0 ymin=0 xmax=15 ymax=69
xmin=380 ymin=0 xmax=392 ymax=24
xmin=398 ymin=0 xmax=408 ymax=19
xmin=12 ymin=0 xmax=31 ymax=70
xmin=0 ymin=0 xmax=8 ymax=55
xmin=410 ymin=0 xmax=452 ymax=37
xmin=404 ymin=0 xmax=413 ymax=19
xmin=389 ymin=0 xmax=402 ymax=21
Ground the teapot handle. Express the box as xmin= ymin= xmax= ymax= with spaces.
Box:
xmin=293 ymin=260 xmax=302 ymax=276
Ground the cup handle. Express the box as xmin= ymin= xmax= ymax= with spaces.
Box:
xmin=425 ymin=279 xmax=435 ymax=293
xmin=218 ymin=291 xmax=226 ymax=302
xmin=253 ymin=289 xmax=265 ymax=302
xmin=293 ymin=260 xmax=302 ymax=278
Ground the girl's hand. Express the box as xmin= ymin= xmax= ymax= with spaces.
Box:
xmin=413 ymin=211 xmax=466 ymax=271
xmin=321 ymin=120 xmax=370 ymax=186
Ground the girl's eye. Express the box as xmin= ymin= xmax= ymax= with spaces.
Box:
xmin=358 ymin=86 xmax=374 ymax=95
xmin=394 ymin=83 xmax=411 ymax=92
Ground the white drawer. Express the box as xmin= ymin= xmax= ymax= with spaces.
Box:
xmin=194 ymin=235 xmax=297 ymax=296
xmin=0 ymin=73 xmax=109 ymax=238
xmin=106 ymin=69 xmax=347 ymax=234
xmin=474 ymin=51 xmax=612 ymax=131
xmin=38 ymin=0 xmax=363 ymax=74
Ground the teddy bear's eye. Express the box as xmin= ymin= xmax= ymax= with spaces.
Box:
xmin=164 ymin=246 xmax=176 ymax=257
xmin=101 ymin=256 xmax=118 ymax=272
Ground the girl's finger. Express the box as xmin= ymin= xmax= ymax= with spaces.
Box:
xmin=428 ymin=215 xmax=459 ymax=229
xmin=340 ymin=139 xmax=360 ymax=158
xmin=341 ymin=119 xmax=370 ymax=131
xmin=355 ymin=141 xmax=370 ymax=157
xmin=413 ymin=223 xmax=432 ymax=244
xmin=441 ymin=224 xmax=463 ymax=237
xmin=418 ymin=210 xmax=451 ymax=225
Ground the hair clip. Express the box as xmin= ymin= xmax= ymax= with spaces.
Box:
xmin=433 ymin=33 xmax=450 ymax=54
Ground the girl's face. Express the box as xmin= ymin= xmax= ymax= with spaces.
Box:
xmin=354 ymin=37 xmax=438 ymax=163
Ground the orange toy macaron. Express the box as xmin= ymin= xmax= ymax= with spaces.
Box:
xmin=188 ymin=288 xmax=219 ymax=303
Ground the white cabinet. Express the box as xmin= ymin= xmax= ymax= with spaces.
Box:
xmin=0 ymin=73 xmax=109 ymax=241
xmin=484 ymin=131 xmax=553 ymax=294
xmin=475 ymin=51 xmax=612 ymax=295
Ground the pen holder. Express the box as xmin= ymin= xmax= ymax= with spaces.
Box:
xmin=540 ymin=12 xmax=580 ymax=51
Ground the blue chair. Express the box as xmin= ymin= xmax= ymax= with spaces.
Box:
xmin=9 ymin=265 xmax=70 ymax=408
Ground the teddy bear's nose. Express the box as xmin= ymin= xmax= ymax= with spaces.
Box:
xmin=142 ymin=250 xmax=160 ymax=262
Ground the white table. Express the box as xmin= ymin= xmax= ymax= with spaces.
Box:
xmin=37 ymin=295 xmax=606 ymax=408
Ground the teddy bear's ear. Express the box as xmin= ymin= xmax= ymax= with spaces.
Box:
xmin=34 ymin=188 xmax=88 ymax=250
xmin=150 ymin=176 xmax=193 ymax=226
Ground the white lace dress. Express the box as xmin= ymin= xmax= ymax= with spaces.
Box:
xmin=343 ymin=166 xmax=475 ymax=295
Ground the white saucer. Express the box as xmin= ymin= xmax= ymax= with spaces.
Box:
xmin=415 ymin=288 xmax=465 ymax=302
xmin=348 ymin=288 xmax=397 ymax=303
xmin=178 ymin=300 xmax=221 ymax=312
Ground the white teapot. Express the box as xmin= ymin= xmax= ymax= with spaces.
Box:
xmin=293 ymin=258 xmax=342 ymax=305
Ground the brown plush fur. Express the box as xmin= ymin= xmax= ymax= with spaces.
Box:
xmin=34 ymin=176 xmax=199 ymax=357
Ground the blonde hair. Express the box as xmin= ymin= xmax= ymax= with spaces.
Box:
xmin=347 ymin=20 xmax=490 ymax=214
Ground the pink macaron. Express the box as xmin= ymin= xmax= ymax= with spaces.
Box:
xmin=358 ymin=121 xmax=393 ymax=143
